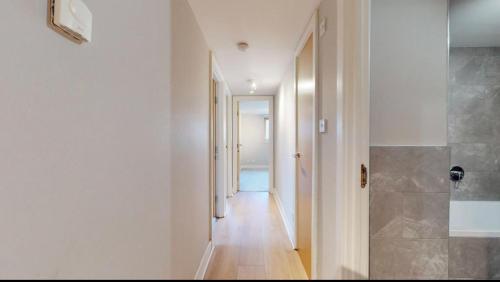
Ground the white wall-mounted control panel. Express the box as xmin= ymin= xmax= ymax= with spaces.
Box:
xmin=319 ymin=17 xmax=327 ymax=37
xmin=51 ymin=0 xmax=93 ymax=43
xmin=319 ymin=119 xmax=328 ymax=134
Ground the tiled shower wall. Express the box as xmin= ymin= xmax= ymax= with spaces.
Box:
xmin=369 ymin=147 xmax=450 ymax=279
xmin=449 ymin=47 xmax=500 ymax=201
xmin=448 ymin=47 xmax=500 ymax=280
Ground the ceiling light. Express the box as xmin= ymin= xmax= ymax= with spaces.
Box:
xmin=237 ymin=41 xmax=249 ymax=52
xmin=251 ymin=82 xmax=257 ymax=91
xmin=247 ymin=79 xmax=258 ymax=92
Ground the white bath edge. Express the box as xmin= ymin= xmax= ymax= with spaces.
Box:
xmin=450 ymin=201 xmax=500 ymax=238
xmin=450 ymin=230 xmax=500 ymax=238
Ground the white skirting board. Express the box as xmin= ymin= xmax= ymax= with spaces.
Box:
xmin=240 ymin=165 xmax=269 ymax=170
xmin=272 ymin=192 xmax=296 ymax=249
xmin=194 ymin=241 xmax=214 ymax=280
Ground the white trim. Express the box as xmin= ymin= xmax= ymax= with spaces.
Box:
xmin=359 ymin=0 xmax=371 ymax=276
xmin=194 ymin=241 xmax=214 ymax=280
xmin=226 ymin=95 xmax=235 ymax=198
xmin=231 ymin=96 xmax=239 ymax=195
xmin=270 ymin=187 xmax=277 ymax=195
xmin=293 ymin=11 xmax=319 ymax=279
xmin=272 ymin=192 xmax=297 ymax=249
xmin=240 ymin=165 xmax=269 ymax=170
xmin=212 ymin=55 xmax=232 ymax=219
xmin=335 ymin=1 xmax=371 ymax=278
xmin=450 ymin=230 xmax=500 ymax=238
xmin=211 ymin=55 xmax=227 ymax=86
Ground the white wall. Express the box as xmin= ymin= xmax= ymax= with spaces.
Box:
xmin=450 ymin=0 xmax=500 ymax=48
xmin=275 ymin=63 xmax=297 ymax=244
xmin=317 ymin=0 xmax=340 ymax=277
xmin=0 ymin=0 xmax=172 ymax=279
xmin=240 ymin=114 xmax=270 ymax=168
xmin=370 ymin=0 xmax=448 ymax=146
xmin=170 ymin=0 xmax=211 ymax=279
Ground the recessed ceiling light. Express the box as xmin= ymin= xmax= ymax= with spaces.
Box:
xmin=237 ymin=41 xmax=249 ymax=52
xmin=247 ymin=79 xmax=258 ymax=92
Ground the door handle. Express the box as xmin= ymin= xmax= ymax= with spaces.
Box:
xmin=294 ymin=152 xmax=302 ymax=159
xmin=361 ymin=164 xmax=368 ymax=189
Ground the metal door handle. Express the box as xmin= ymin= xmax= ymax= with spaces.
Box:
xmin=361 ymin=164 xmax=368 ymax=189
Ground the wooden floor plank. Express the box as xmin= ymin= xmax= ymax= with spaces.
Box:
xmin=204 ymin=192 xmax=308 ymax=280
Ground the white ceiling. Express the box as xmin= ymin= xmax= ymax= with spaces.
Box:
xmin=239 ymin=100 xmax=270 ymax=115
xmin=188 ymin=0 xmax=321 ymax=95
xmin=450 ymin=0 xmax=500 ymax=47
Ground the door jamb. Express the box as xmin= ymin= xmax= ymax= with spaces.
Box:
xmin=212 ymin=55 xmax=229 ymax=219
xmin=335 ymin=0 xmax=371 ymax=278
xmin=209 ymin=52 xmax=215 ymax=241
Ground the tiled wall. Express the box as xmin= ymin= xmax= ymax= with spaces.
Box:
xmin=449 ymin=238 xmax=500 ymax=279
xmin=369 ymin=147 xmax=450 ymax=279
xmin=449 ymin=47 xmax=500 ymax=201
xmin=448 ymin=47 xmax=500 ymax=279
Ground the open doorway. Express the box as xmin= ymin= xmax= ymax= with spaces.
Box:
xmin=232 ymin=96 xmax=274 ymax=194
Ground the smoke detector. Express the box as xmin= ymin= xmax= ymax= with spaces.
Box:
xmin=237 ymin=41 xmax=249 ymax=52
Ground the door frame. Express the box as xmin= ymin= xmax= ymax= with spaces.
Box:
xmin=209 ymin=54 xmax=230 ymax=242
xmin=212 ymin=55 xmax=230 ymax=219
xmin=335 ymin=0 xmax=370 ymax=278
xmin=293 ymin=11 xmax=319 ymax=279
xmin=292 ymin=2 xmax=371 ymax=278
xmin=231 ymin=95 xmax=275 ymax=194
xmin=209 ymin=53 xmax=215 ymax=240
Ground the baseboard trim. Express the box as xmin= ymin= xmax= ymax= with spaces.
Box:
xmin=240 ymin=165 xmax=269 ymax=170
xmin=194 ymin=241 xmax=214 ymax=280
xmin=272 ymin=192 xmax=296 ymax=249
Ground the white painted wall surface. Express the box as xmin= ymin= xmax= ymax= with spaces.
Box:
xmin=0 ymin=0 xmax=172 ymax=279
xmin=275 ymin=63 xmax=297 ymax=244
xmin=450 ymin=0 xmax=500 ymax=48
xmin=317 ymin=0 xmax=340 ymax=278
xmin=240 ymin=114 xmax=270 ymax=168
xmin=170 ymin=0 xmax=211 ymax=279
xmin=370 ymin=0 xmax=448 ymax=146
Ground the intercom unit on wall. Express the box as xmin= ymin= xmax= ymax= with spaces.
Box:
xmin=48 ymin=0 xmax=93 ymax=44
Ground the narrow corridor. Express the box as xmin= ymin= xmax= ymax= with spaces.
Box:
xmin=204 ymin=193 xmax=307 ymax=280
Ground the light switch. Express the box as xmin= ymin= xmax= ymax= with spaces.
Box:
xmin=319 ymin=17 xmax=327 ymax=37
xmin=319 ymin=119 xmax=328 ymax=133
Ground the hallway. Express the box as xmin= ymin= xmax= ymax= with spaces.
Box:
xmin=204 ymin=193 xmax=307 ymax=280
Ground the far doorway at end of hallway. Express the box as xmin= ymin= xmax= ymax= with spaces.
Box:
xmin=239 ymin=168 xmax=269 ymax=192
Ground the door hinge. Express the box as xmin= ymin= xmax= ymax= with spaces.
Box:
xmin=214 ymin=96 xmax=218 ymax=104
xmin=361 ymin=164 xmax=368 ymax=189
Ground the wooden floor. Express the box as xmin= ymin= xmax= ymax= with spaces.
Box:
xmin=204 ymin=192 xmax=308 ymax=280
